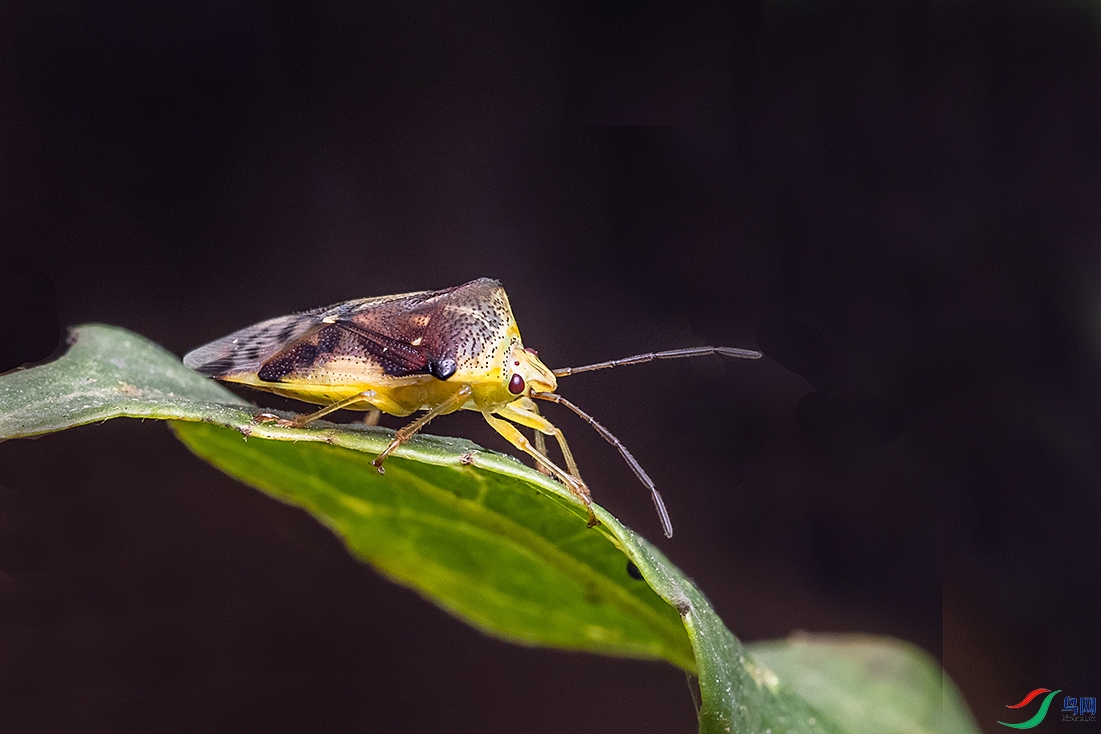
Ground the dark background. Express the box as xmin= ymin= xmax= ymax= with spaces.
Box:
xmin=2 ymin=3 xmax=1099 ymax=732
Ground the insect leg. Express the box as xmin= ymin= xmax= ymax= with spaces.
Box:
xmin=482 ymin=412 xmax=599 ymax=529
xmin=363 ymin=409 xmax=382 ymax=426
xmin=511 ymin=398 xmax=556 ymax=478
xmin=497 ymin=401 xmax=582 ymax=480
xmin=371 ymin=387 xmax=471 ymax=472
xmin=532 ymin=430 xmax=553 ymax=477
xmin=256 ymin=391 xmax=383 ymax=427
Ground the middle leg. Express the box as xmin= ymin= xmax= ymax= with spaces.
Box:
xmin=371 ymin=386 xmax=471 ymax=472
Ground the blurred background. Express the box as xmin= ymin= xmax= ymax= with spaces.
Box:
xmin=2 ymin=3 xmax=1099 ymax=732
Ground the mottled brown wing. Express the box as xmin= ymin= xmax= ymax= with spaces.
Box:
xmin=183 ymin=278 xmax=514 ymax=385
xmin=182 ymin=308 xmax=327 ymax=379
xmin=332 ymin=277 xmax=514 ymax=380
xmin=255 ymin=320 xmax=431 ymax=382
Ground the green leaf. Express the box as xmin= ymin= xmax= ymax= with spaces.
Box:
xmin=0 ymin=323 xmax=254 ymax=434
xmin=747 ymin=635 xmax=981 ymax=734
xmin=172 ymin=420 xmax=694 ymax=666
xmin=0 ymin=324 xmax=980 ymax=734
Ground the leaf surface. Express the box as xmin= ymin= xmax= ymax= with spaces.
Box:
xmin=747 ymin=635 xmax=981 ymax=734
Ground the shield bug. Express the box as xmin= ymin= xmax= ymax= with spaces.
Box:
xmin=183 ymin=278 xmax=761 ymax=537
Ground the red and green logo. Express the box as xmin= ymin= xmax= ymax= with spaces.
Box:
xmin=999 ymin=688 xmax=1062 ymax=729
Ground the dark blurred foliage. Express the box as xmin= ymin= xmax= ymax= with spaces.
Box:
xmin=1 ymin=2 xmax=1099 ymax=732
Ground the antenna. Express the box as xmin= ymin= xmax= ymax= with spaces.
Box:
xmin=531 ymin=391 xmax=674 ymax=539
xmin=552 ymin=345 xmax=762 ymax=378
xmin=540 ymin=343 xmax=762 ymax=537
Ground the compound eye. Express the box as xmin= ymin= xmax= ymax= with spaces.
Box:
xmin=508 ymin=373 xmax=526 ymax=395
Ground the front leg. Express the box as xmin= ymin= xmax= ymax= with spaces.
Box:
xmin=482 ymin=411 xmax=599 ymax=529
xmin=511 ymin=398 xmax=556 ymax=479
xmin=498 ymin=400 xmax=582 ymax=480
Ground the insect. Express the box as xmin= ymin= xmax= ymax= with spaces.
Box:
xmin=183 ymin=278 xmax=761 ymax=537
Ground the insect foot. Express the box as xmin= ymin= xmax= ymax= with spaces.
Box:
xmin=562 ymin=476 xmax=599 ymax=529
xmin=254 ymin=411 xmax=299 ymax=428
